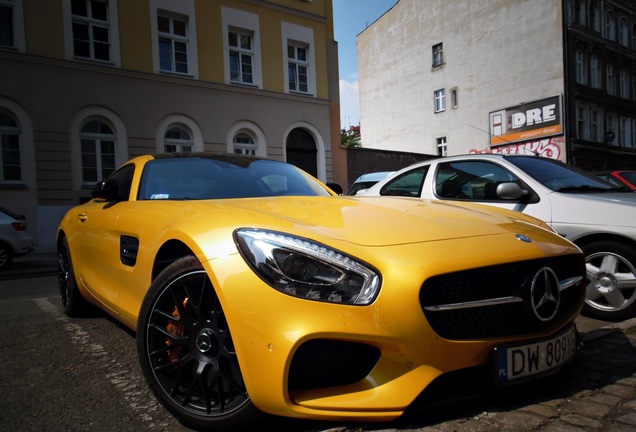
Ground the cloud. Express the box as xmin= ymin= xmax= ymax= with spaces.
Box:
xmin=339 ymin=78 xmax=360 ymax=129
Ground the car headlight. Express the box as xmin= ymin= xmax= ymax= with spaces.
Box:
xmin=234 ymin=229 xmax=380 ymax=305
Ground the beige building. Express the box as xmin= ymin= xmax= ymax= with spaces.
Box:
xmin=0 ymin=0 xmax=342 ymax=253
xmin=358 ymin=0 xmax=636 ymax=170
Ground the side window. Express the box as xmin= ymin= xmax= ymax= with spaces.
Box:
xmin=108 ymin=163 xmax=134 ymax=202
xmin=435 ymin=161 xmax=520 ymax=201
xmin=379 ymin=166 xmax=428 ymax=197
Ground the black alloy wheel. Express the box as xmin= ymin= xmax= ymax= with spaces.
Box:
xmin=137 ymin=256 xmax=260 ymax=431
xmin=57 ymin=237 xmax=89 ymax=316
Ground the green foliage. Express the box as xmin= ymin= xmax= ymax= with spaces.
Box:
xmin=341 ymin=133 xmax=361 ymax=148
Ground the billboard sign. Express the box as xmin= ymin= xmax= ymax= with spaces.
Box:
xmin=489 ymin=95 xmax=562 ymax=146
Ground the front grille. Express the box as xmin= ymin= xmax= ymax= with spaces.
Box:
xmin=420 ymin=254 xmax=586 ymax=339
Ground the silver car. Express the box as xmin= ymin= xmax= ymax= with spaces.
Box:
xmin=0 ymin=206 xmax=34 ymax=270
xmin=360 ymin=154 xmax=636 ymax=322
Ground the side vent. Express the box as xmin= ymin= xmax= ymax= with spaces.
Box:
xmin=120 ymin=235 xmax=140 ymax=266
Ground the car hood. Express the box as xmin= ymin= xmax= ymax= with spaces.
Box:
xmin=549 ymin=191 xmax=636 ymax=227
xmin=219 ymin=196 xmax=552 ymax=247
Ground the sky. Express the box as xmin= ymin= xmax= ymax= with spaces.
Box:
xmin=333 ymin=0 xmax=398 ymax=130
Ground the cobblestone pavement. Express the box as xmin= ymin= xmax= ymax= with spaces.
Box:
xmin=4 ymin=254 xmax=636 ymax=432
xmin=324 ymin=319 xmax=636 ymax=432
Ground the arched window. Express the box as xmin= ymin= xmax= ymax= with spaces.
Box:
xmin=80 ymin=119 xmax=116 ymax=184
xmin=164 ymin=126 xmax=192 ymax=152
xmin=0 ymin=110 xmax=21 ymax=182
xmin=618 ymin=17 xmax=629 ymax=46
xmin=232 ymin=132 xmax=256 ymax=155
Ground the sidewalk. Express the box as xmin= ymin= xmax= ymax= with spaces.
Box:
xmin=0 ymin=252 xmax=58 ymax=280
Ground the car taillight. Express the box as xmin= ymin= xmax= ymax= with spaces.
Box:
xmin=11 ymin=222 xmax=26 ymax=231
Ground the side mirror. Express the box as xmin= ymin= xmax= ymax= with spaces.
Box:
xmin=496 ymin=182 xmax=526 ymax=200
xmin=326 ymin=182 xmax=343 ymax=195
xmin=91 ymin=178 xmax=119 ymax=201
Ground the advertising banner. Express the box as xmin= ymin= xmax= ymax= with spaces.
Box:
xmin=489 ymin=95 xmax=562 ymax=146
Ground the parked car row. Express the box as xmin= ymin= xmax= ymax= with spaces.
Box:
xmin=56 ymin=152 xmax=586 ymax=431
xmin=358 ymin=154 xmax=636 ymax=322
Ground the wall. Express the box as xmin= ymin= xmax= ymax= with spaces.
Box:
xmin=357 ymin=0 xmax=565 ymax=156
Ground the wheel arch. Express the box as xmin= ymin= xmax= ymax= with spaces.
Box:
xmin=152 ymin=239 xmax=197 ymax=281
xmin=572 ymin=232 xmax=636 ymax=251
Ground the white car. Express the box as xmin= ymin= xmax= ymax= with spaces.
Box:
xmin=360 ymin=154 xmax=636 ymax=322
xmin=0 ymin=206 xmax=34 ymax=270
xmin=345 ymin=171 xmax=394 ymax=195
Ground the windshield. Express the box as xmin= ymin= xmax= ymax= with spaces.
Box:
xmin=138 ymin=157 xmax=332 ymax=200
xmin=506 ymin=156 xmax=617 ymax=192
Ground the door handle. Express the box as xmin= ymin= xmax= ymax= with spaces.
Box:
xmin=78 ymin=214 xmax=88 ymax=222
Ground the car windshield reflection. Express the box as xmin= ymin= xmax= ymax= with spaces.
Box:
xmin=138 ymin=156 xmax=330 ymax=200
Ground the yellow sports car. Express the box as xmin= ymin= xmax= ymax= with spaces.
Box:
xmin=57 ymin=153 xmax=586 ymax=431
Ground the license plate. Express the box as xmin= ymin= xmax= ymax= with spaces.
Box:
xmin=494 ymin=325 xmax=578 ymax=385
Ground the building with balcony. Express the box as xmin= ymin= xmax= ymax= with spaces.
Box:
xmin=0 ymin=0 xmax=341 ymax=252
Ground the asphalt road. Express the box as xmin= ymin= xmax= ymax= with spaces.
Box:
xmin=0 ymin=275 xmax=616 ymax=432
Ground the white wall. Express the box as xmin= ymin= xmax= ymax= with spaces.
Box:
xmin=358 ymin=0 xmax=565 ymax=156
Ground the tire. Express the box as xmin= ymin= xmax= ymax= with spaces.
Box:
xmin=0 ymin=241 xmax=14 ymax=271
xmin=137 ymin=255 xmax=262 ymax=431
xmin=581 ymin=241 xmax=636 ymax=322
xmin=58 ymin=237 xmax=91 ymax=317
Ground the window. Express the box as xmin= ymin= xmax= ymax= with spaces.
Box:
xmin=80 ymin=119 xmax=116 ymax=184
xmin=0 ymin=0 xmax=14 ymax=48
xmin=379 ymin=166 xmax=428 ymax=198
xmin=437 ymin=137 xmax=447 ymax=156
xmin=282 ymin=22 xmax=316 ymax=96
xmin=590 ymin=1 xmax=600 ymax=32
xmin=229 ymin=29 xmax=253 ymax=84
xmin=233 ymin=132 xmax=256 ymax=155
xmin=107 ymin=163 xmax=134 ymax=202
xmin=0 ymin=110 xmax=21 ymax=182
xmin=451 ymin=88 xmax=458 ymax=108
xmin=619 ymin=17 xmax=629 ymax=47
xmin=619 ymin=68 xmax=630 ymax=99
xmin=619 ymin=116 xmax=632 ymax=148
xmin=607 ymin=113 xmax=618 ymax=145
xmin=288 ymin=42 xmax=309 ymax=93
xmin=591 ymin=107 xmax=603 ymax=142
xmin=590 ymin=54 xmax=601 ymax=88
xmin=71 ymin=0 xmax=110 ymax=61
xmin=574 ymin=0 xmax=586 ymax=26
xmin=576 ymin=105 xmax=590 ymax=140
xmin=607 ymin=63 xmax=616 ymax=96
xmin=435 ymin=161 xmax=522 ymax=201
xmin=158 ymin=14 xmax=188 ymax=74
xmin=605 ymin=10 xmax=616 ymax=41
xmin=432 ymin=43 xmax=443 ymax=67
xmin=434 ymin=89 xmax=446 ymax=113
xmin=575 ymin=50 xmax=587 ymax=84
xmin=164 ymin=126 xmax=192 ymax=153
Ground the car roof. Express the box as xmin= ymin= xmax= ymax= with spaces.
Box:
xmin=354 ymin=171 xmax=394 ymax=182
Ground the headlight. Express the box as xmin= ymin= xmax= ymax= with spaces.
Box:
xmin=234 ymin=229 xmax=380 ymax=305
